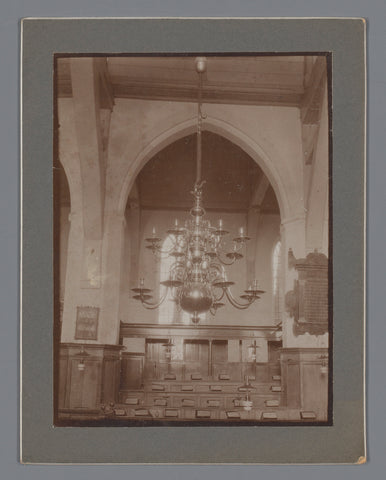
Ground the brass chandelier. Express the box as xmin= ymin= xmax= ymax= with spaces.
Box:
xmin=132 ymin=57 xmax=265 ymax=324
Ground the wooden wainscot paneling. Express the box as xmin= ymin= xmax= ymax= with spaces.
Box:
xmin=280 ymin=348 xmax=328 ymax=418
xmin=58 ymin=351 xmax=69 ymax=409
xmin=58 ymin=343 xmax=124 ymax=412
xmin=102 ymin=354 xmax=121 ymax=404
xmin=286 ymin=249 xmax=329 ymax=336
xmin=280 ymin=350 xmax=301 ymax=408
xmin=120 ymin=322 xmax=281 ymax=341
xmin=301 ymin=352 xmax=329 ymax=420
xmin=120 ymin=353 xmax=144 ymax=390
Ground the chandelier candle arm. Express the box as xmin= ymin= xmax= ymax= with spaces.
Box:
xmin=224 ymin=286 xmax=259 ymax=310
xmin=138 ymin=287 xmax=169 ymax=310
xmin=145 ymin=233 xmax=185 ymax=257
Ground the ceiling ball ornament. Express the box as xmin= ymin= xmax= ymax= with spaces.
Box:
xmin=179 ymin=283 xmax=213 ymax=315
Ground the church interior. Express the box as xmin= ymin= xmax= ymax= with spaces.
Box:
xmin=55 ymin=55 xmax=330 ymax=424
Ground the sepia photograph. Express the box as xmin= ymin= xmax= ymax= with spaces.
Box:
xmin=54 ymin=53 xmax=331 ymax=426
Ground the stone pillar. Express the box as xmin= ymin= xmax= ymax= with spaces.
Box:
xmin=246 ymin=206 xmax=261 ymax=284
xmin=61 ymin=210 xmax=103 ymax=343
xmin=305 ymin=83 xmax=329 ymax=256
xmin=100 ymin=211 xmax=126 ymax=344
xmin=126 ymin=199 xmax=141 ymax=288
xmin=58 ymin=210 xmax=127 ymax=413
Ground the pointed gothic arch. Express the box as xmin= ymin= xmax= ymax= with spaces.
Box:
xmin=117 ymin=116 xmax=289 ymax=221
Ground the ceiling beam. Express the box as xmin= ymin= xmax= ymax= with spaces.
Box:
xmin=57 ymin=55 xmax=308 ymax=107
xmin=112 ymin=84 xmax=302 ymax=107
xmin=300 ymin=56 xmax=327 ymax=167
xmin=94 ymin=58 xmax=115 ymax=111
xmin=58 ymin=81 xmax=302 ymax=107
xmin=300 ymin=56 xmax=327 ymax=125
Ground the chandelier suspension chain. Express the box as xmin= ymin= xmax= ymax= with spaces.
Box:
xmin=196 ymin=65 xmax=203 ymax=186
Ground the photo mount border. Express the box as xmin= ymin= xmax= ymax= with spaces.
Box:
xmin=22 ymin=18 xmax=365 ymax=464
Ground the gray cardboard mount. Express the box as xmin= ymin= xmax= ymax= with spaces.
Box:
xmin=21 ymin=18 xmax=366 ymax=464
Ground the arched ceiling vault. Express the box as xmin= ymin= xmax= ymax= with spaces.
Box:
xmin=133 ymin=131 xmax=279 ymax=215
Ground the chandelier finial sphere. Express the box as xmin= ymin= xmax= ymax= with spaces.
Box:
xmin=195 ymin=57 xmax=207 ymax=74
xmin=180 ymin=283 xmax=213 ymax=314
xmin=191 ymin=312 xmax=201 ymax=324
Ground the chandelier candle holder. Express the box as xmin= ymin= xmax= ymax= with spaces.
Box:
xmin=74 ymin=345 xmax=90 ymax=372
xmin=248 ymin=340 xmax=260 ymax=362
xmin=162 ymin=338 xmax=175 ymax=361
xmin=319 ymin=354 xmax=329 ymax=375
xmin=238 ymin=376 xmax=256 ymax=411
xmin=132 ymin=57 xmax=265 ymax=324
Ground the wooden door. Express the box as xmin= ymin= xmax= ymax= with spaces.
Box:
xmin=211 ymin=340 xmax=228 ymax=379
xmin=144 ymin=339 xmax=169 ymax=380
xmin=120 ymin=353 xmax=144 ymax=389
xmin=184 ymin=340 xmax=209 ymax=380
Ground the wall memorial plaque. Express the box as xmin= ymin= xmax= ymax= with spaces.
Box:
xmin=286 ymin=250 xmax=329 ymax=336
xmin=75 ymin=306 xmax=99 ymax=340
